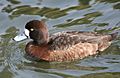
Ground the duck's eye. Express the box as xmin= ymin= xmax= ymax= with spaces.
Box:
xmin=30 ymin=28 xmax=34 ymax=31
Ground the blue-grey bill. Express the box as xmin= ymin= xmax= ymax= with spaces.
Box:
xmin=13 ymin=29 xmax=30 ymax=42
xmin=13 ymin=33 xmax=28 ymax=41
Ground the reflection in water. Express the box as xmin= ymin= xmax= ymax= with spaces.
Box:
xmin=2 ymin=0 xmax=91 ymax=19
xmin=0 ymin=27 xmax=18 ymax=78
xmin=3 ymin=5 xmax=67 ymax=19
xmin=80 ymin=72 xmax=120 ymax=78
xmin=7 ymin=0 xmax=21 ymax=4
xmin=98 ymin=0 xmax=120 ymax=3
xmin=113 ymin=3 xmax=120 ymax=9
xmin=54 ymin=12 xmax=102 ymax=27
xmin=0 ymin=0 xmax=120 ymax=78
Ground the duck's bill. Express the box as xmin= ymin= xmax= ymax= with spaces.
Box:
xmin=13 ymin=33 xmax=28 ymax=41
xmin=13 ymin=29 xmax=30 ymax=42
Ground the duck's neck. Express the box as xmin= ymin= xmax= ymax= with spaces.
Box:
xmin=33 ymin=33 xmax=49 ymax=46
xmin=33 ymin=40 xmax=48 ymax=46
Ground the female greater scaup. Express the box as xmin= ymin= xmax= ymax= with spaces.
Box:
xmin=14 ymin=20 xmax=118 ymax=62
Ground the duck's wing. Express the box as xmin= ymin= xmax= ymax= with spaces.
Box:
xmin=49 ymin=31 xmax=80 ymax=50
xmin=49 ymin=31 xmax=117 ymax=51
xmin=49 ymin=31 xmax=96 ymax=50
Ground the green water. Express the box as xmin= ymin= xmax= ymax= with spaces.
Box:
xmin=0 ymin=0 xmax=120 ymax=78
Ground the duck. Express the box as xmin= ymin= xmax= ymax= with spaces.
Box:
xmin=13 ymin=20 xmax=118 ymax=62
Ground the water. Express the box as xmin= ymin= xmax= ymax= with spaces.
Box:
xmin=0 ymin=0 xmax=120 ymax=78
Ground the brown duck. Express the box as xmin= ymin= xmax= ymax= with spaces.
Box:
xmin=14 ymin=20 xmax=118 ymax=62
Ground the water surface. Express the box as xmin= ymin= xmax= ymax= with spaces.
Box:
xmin=0 ymin=0 xmax=120 ymax=78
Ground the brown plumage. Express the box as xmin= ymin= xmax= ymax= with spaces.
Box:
xmin=22 ymin=20 xmax=118 ymax=62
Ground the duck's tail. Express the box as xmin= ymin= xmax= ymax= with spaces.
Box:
xmin=98 ymin=32 xmax=118 ymax=51
xmin=109 ymin=32 xmax=118 ymax=41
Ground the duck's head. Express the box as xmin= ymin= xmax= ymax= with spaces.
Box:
xmin=14 ymin=20 xmax=49 ymax=45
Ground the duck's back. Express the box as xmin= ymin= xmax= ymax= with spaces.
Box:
xmin=49 ymin=31 xmax=117 ymax=51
